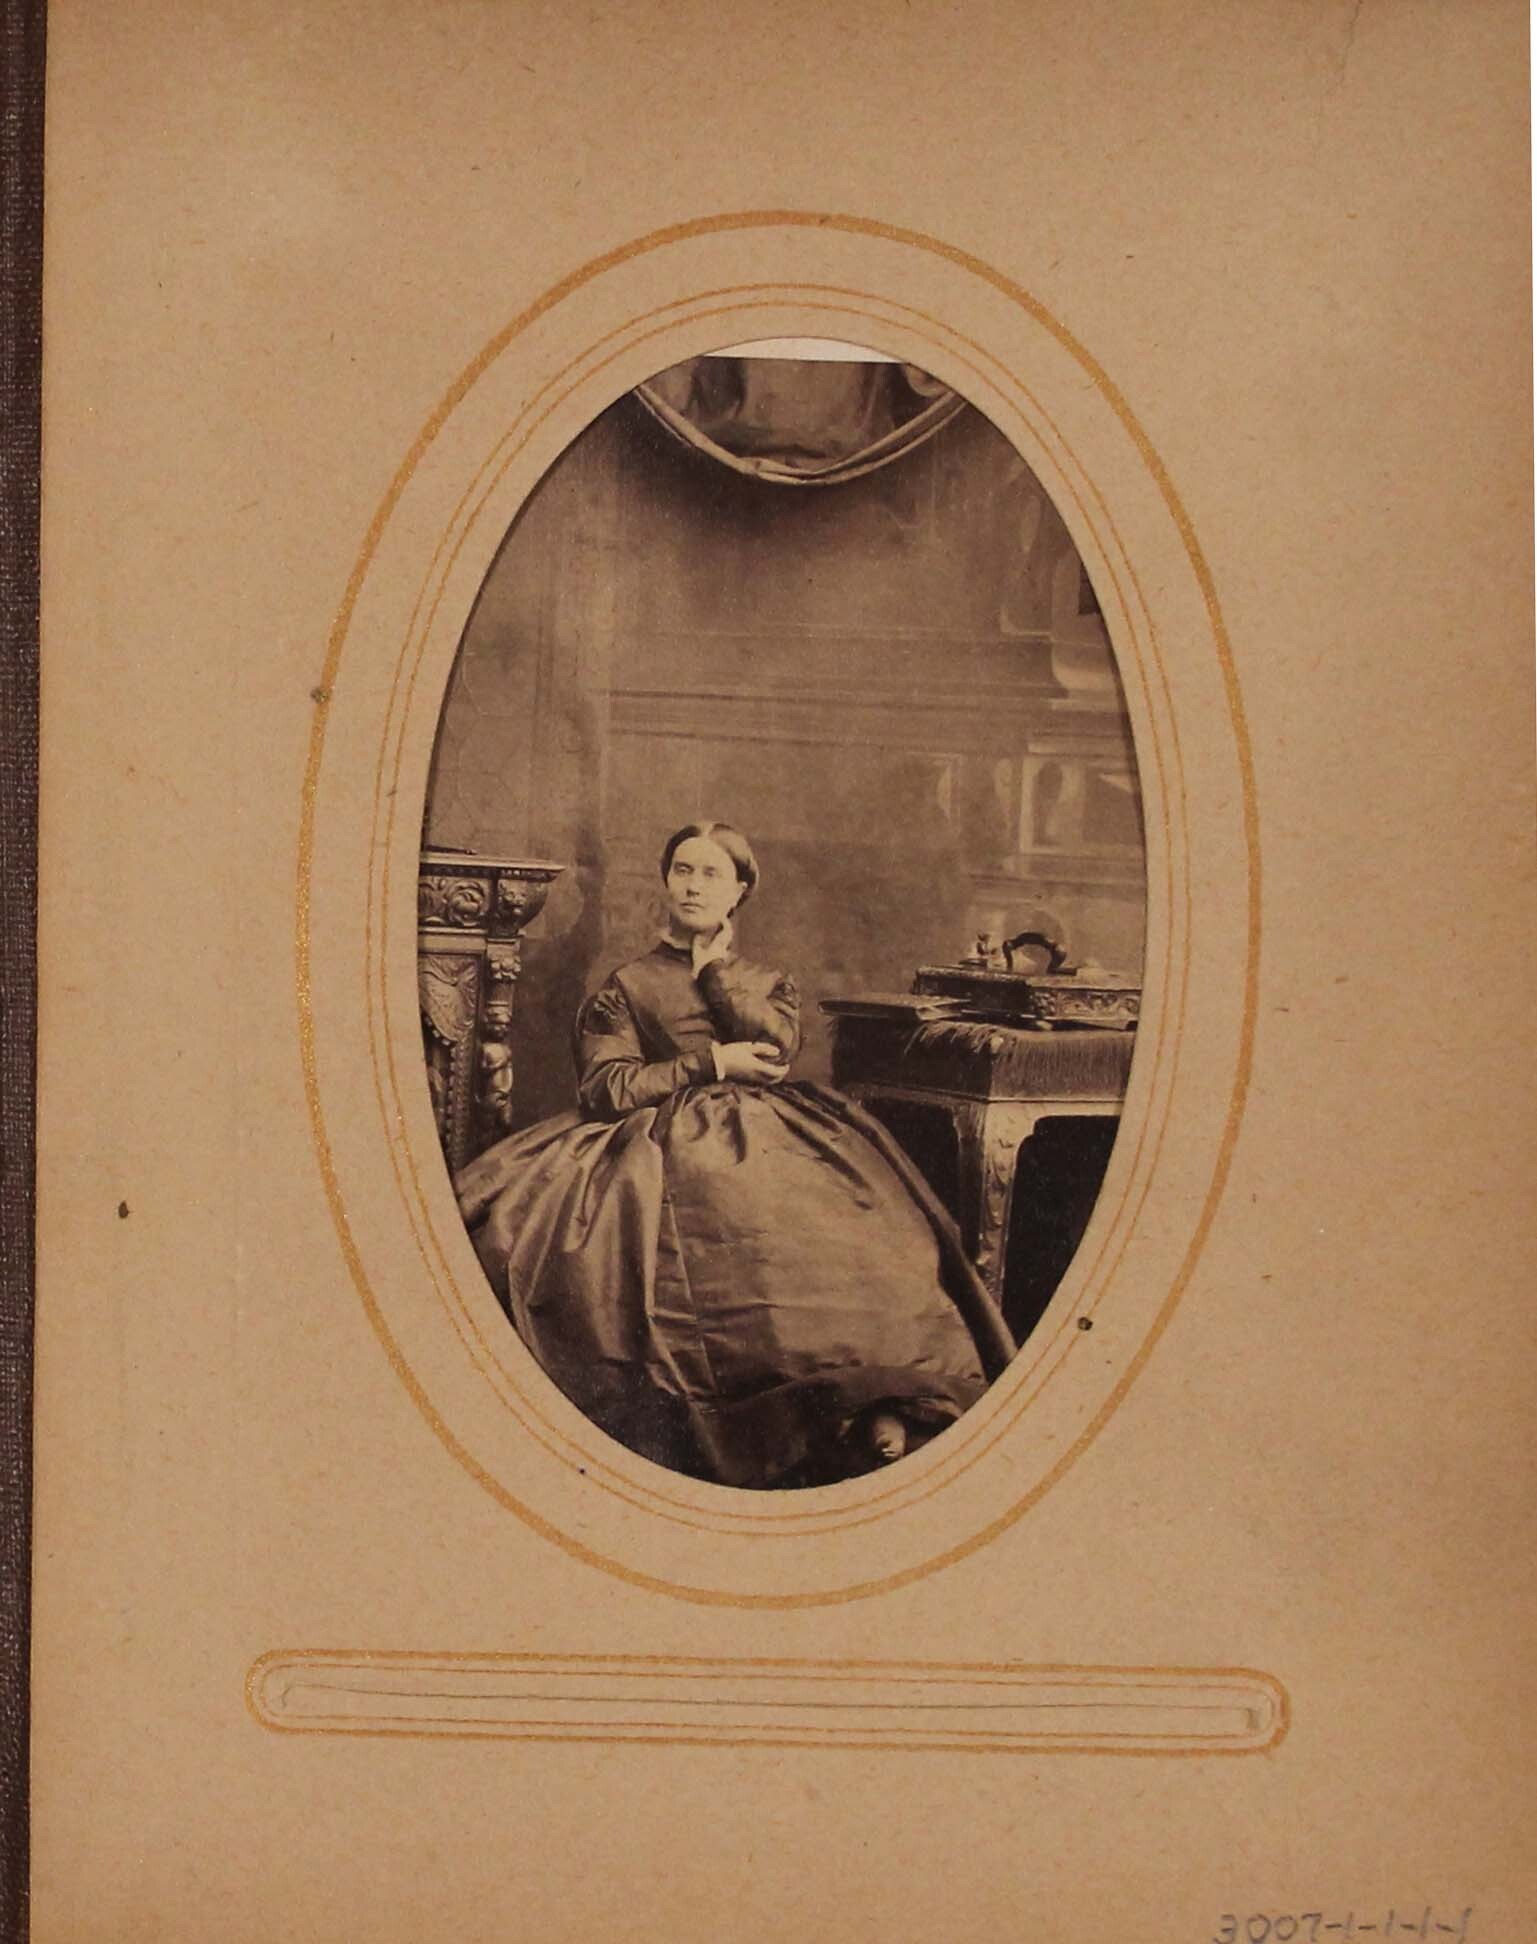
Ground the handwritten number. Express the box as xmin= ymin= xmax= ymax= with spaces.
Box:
xmin=1213 ymin=1909 xmax=1464 ymax=1944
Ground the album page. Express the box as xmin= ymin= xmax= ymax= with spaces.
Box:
xmin=30 ymin=3 xmax=1535 ymax=1939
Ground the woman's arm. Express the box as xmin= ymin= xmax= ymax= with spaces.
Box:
xmin=574 ymin=981 xmax=714 ymax=1121
xmin=696 ymin=961 xmax=802 ymax=1062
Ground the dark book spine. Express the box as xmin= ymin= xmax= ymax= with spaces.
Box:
xmin=1 ymin=0 xmax=44 ymax=1934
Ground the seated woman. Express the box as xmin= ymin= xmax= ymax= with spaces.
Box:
xmin=455 ymin=820 xmax=1015 ymax=1489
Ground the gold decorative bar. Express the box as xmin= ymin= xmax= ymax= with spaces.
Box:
xmin=248 ymin=1649 xmax=1287 ymax=1757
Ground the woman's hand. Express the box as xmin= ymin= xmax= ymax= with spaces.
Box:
xmin=715 ymin=1040 xmax=790 ymax=1084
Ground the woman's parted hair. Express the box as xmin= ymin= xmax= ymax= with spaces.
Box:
xmin=659 ymin=821 xmax=759 ymax=907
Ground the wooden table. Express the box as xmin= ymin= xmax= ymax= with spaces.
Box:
xmin=823 ymin=1007 xmax=1135 ymax=1314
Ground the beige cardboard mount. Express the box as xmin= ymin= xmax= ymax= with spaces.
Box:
xmin=31 ymin=5 xmax=1535 ymax=1940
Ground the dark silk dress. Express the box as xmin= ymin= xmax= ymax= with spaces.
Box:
xmin=455 ymin=939 xmax=1015 ymax=1488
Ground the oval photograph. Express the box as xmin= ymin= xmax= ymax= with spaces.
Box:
xmin=418 ymin=343 xmax=1146 ymax=1491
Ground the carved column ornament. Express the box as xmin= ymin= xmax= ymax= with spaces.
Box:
xmin=417 ymin=850 xmax=565 ymax=1175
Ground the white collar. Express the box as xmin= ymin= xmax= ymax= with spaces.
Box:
xmin=657 ymin=918 xmax=735 ymax=957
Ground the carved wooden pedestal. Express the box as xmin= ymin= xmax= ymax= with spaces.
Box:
xmin=418 ymin=851 xmax=565 ymax=1176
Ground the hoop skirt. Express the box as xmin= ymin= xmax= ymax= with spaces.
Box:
xmin=455 ymin=939 xmax=1015 ymax=1488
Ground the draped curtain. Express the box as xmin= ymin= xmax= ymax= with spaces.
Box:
xmin=633 ymin=356 xmax=964 ymax=485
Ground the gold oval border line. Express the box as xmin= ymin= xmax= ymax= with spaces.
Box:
xmin=368 ymin=285 xmax=1184 ymax=1538
xmin=297 ymin=211 xmax=1261 ymax=1608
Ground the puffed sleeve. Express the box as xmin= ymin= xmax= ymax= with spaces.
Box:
xmin=696 ymin=961 xmax=802 ymax=1062
xmin=574 ymin=979 xmax=715 ymax=1122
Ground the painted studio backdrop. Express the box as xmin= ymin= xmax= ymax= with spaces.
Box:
xmin=420 ymin=349 xmax=1147 ymax=1366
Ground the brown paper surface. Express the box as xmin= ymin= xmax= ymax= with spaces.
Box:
xmin=30 ymin=3 xmax=1536 ymax=1939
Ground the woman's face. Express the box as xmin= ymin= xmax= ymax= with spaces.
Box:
xmin=665 ymin=835 xmax=742 ymax=935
